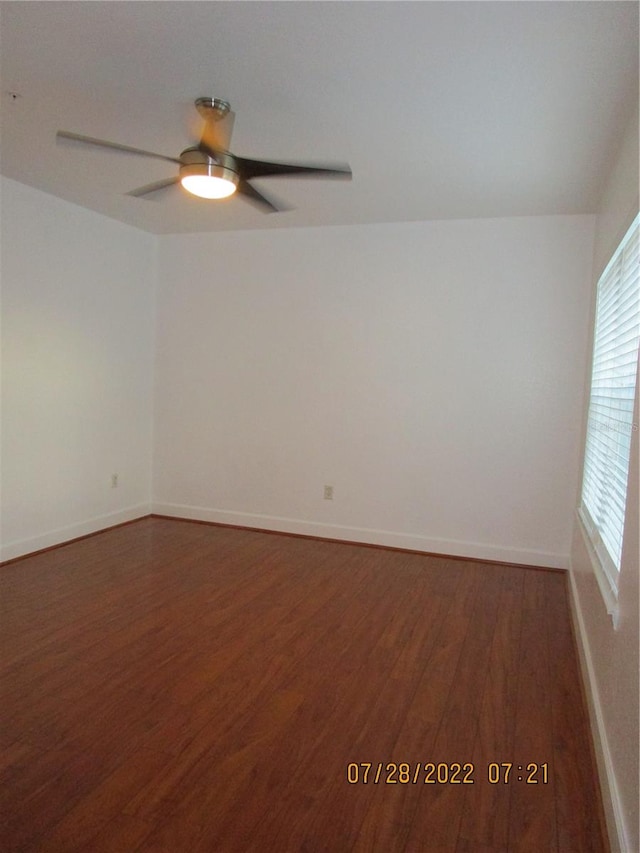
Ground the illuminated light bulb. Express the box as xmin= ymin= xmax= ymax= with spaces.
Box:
xmin=181 ymin=174 xmax=237 ymax=199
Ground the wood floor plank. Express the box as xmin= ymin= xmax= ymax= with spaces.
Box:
xmin=289 ymin=559 xmax=454 ymax=852
xmin=352 ymin=561 xmax=485 ymax=852
xmin=544 ymin=572 xmax=609 ymax=852
xmin=76 ymin=813 xmax=154 ymax=853
xmin=0 ymin=748 xmax=114 ymax=850
xmin=456 ymin=567 xmax=525 ymax=849
xmin=400 ymin=564 xmax=508 ymax=851
xmin=33 ymin=748 xmax=169 ymax=852
xmin=183 ymin=555 xmax=439 ymax=852
xmin=138 ymin=549 xmax=406 ymax=849
xmin=507 ymin=570 xmax=559 ymax=853
xmin=0 ymin=517 xmax=609 ymax=852
xmin=123 ymin=551 xmax=382 ymax=828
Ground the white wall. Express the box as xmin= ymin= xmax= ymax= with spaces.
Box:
xmin=153 ymin=214 xmax=594 ymax=567
xmin=1 ymin=184 xmax=596 ymax=571
xmin=569 ymin=103 xmax=639 ymax=853
xmin=0 ymin=178 xmax=156 ymax=560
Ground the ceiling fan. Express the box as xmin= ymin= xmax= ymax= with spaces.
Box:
xmin=56 ymin=97 xmax=352 ymax=213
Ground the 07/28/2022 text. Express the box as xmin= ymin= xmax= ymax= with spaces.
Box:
xmin=346 ymin=762 xmax=549 ymax=785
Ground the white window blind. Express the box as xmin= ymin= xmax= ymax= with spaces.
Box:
xmin=580 ymin=212 xmax=640 ymax=595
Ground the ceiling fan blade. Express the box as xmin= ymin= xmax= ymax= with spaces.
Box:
xmin=236 ymin=180 xmax=291 ymax=213
xmin=127 ymin=177 xmax=180 ymax=199
xmin=56 ymin=130 xmax=181 ymax=165
xmin=235 ymin=157 xmax=352 ymax=182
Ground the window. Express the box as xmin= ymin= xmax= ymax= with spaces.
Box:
xmin=579 ymin=213 xmax=639 ymax=619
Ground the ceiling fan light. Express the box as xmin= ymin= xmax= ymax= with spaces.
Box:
xmin=180 ymin=163 xmax=239 ymax=199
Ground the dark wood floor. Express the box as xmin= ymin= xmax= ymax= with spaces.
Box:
xmin=1 ymin=517 xmax=608 ymax=852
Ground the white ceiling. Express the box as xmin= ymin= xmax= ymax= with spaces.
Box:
xmin=1 ymin=1 xmax=638 ymax=235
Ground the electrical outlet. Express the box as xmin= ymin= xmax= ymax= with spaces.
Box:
xmin=111 ymin=473 xmax=119 ymax=488
xmin=323 ymin=485 xmax=334 ymax=500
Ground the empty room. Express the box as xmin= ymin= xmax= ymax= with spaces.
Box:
xmin=1 ymin=2 xmax=638 ymax=851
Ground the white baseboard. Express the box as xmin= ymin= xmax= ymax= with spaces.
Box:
xmin=0 ymin=504 xmax=151 ymax=563
xmin=151 ymin=502 xmax=567 ymax=568
xmin=567 ymin=568 xmax=628 ymax=852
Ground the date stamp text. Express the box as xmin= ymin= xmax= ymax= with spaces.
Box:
xmin=346 ymin=762 xmax=549 ymax=785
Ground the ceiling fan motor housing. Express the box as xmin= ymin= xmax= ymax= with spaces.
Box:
xmin=179 ymin=147 xmax=239 ymax=188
